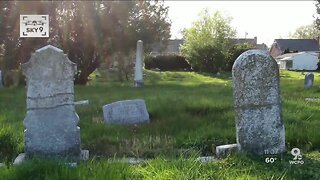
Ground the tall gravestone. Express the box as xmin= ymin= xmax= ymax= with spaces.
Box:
xmin=232 ymin=49 xmax=285 ymax=155
xmin=304 ymin=73 xmax=314 ymax=89
xmin=134 ymin=40 xmax=144 ymax=87
xmin=21 ymin=45 xmax=82 ymax=160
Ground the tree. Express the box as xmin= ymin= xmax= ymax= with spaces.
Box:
xmin=99 ymin=1 xmax=171 ymax=81
xmin=127 ymin=1 xmax=171 ymax=51
xmin=315 ymin=0 xmax=320 ymax=30
xmin=313 ymin=0 xmax=320 ymax=71
xmin=180 ymin=9 xmax=236 ymax=73
xmin=0 ymin=1 xmax=58 ymax=86
xmin=52 ymin=2 xmax=102 ymax=84
xmin=0 ymin=1 xmax=172 ymax=85
xmin=289 ymin=24 xmax=320 ymax=39
xmin=225 ymin=43 xmax=255 ymax=71
xmin=0 ymin=1 xmax=20 ymax=71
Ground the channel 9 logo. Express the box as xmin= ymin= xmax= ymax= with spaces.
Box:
xmin=289 ymin=148 xmax=304 ymax=165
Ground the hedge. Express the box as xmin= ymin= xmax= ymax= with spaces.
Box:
xmin=145 ymin=54 xmax=192 ymax=71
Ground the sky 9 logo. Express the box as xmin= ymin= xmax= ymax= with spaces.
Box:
xmin=20 ymin=15 xmax=49 ymax=38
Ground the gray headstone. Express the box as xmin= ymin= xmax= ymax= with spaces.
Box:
xmin=304 ymin=73 xmax=314 ymax=89
xmin=21 ymin=45 xmax=82 ymax=160
xmin=103 ymin=99 xmax=150 ymax=124
xmin=134 ymin=40 xmax=144 ymax=87
xmin=13 ymin=153 xmax=25 ymax=165
xmin=232 ymin=49 xmax=285 ymax=155
xmin=0 ymin=70 xmax=3 ymax=88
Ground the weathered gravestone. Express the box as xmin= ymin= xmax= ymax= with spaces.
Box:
xmin=304 ymin=73 xmax=314 ymax=89
xmin=134 ymin=40 xmax=144 ymax=87
xmin=0 ymin=70 xmax=3 ymax=88
xmin=232 ymin=49 xmax=285 ymax=155
xmin=103 ymin=99 xmax=149 ymax=124
xmin=19 ymin=45 xmax=85 ymax=161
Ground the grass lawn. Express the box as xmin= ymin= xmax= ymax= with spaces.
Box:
xmin=0 ymin=70 xmax=319 ymax=179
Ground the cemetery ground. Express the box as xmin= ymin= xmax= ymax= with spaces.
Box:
xmin=0 ymin=70 xmax=320 ymax=179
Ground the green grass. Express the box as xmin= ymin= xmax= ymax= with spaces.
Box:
xmin=0 ymin=70 xmax=319 ymax=179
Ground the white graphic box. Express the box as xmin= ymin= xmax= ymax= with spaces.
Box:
xmin=20 ymin=15 xmax=49 ymax=38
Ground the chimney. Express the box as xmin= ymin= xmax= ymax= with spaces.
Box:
xmin=254 ymin=36 xmax=257 ymax=45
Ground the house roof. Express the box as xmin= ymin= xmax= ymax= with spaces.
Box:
xmin=274 ymin=39 xmax=319 ymax=52
xmin=275 ymin=51 xmax=318 ymax=60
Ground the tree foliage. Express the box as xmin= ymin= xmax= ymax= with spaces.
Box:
xmin=180 ymin=9 xmax=236 ymax=73
xmin=289 ymin=24 xmax=320 ymax=39
xmin=315 ymin=0 xmax=320 ymax=30
xmin=0 ymin=1 xmax=171 ymax=85
xmin=145 ymin=54 xmax=192 ymax=71
xmin=225 ymin=43 xmax=255 ymax=71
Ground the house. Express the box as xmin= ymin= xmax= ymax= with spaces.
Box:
xmin=275 ymin=52 xmax=319 ymax=70
xmin=150 ymin=39 xmax=184 ymax=56
xmin=229 ymin=37 xmax=268 ymax=50
xmin=270 ymin=39 xmax=319 ymax=58
xmin=150 ymin=36 xmax=268 ymax=55
xmin=230 ymin=37 xmax=257 ymax=46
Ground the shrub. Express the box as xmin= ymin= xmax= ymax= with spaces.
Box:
xmin=145 ymin=54 xmax=192 ymax=71
xmin=183 ymin=44 xmax=226 ymax=73
xmin=180 ymin=10 xmax=236 ymax=73
xmin=107 ymin=51 xmax=135 ymax=81
xmin=225 ymin=43 xmax=255 ymax=71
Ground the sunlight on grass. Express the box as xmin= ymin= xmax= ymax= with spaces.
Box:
xmin=0 ymin=70 xmax=319 ymax=178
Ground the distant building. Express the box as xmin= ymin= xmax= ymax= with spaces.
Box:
xmin=270 ymin=39 xmax=319 ymax=58
xmin=275 ymin=52 xmax=319 ymax=70
xmin=230 ymin=37 xmax=257 ymax=46
xmin=256 ymin=43 xmax=268 ymax=50
xmin=150 ymin=39 xmax=184 ymax=56
xmin=150 ymin=36 xmax=268 ymax=55
xmin=229 ymin=36 xmax=268 ymax=50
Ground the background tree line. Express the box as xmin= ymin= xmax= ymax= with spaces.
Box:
xmin=180 ymin=9 xmax=254 ymax=73
xmin=0 ymin=1 xmax=171 ymax=85
xmin=0 ymin=1 xmax=259 ymax=86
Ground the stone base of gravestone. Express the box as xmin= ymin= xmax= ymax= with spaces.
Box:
xmin=134 ymin=80 xmax=144 ymax=88
xmin=24 ymin=107 xmax=81 ymax=158
xmin=215 ymin=144 xmax=239 ymax=158
xmin=13 ymin=150 xmax=89 ymax=165
xmin=103 ymin=99 xmax=150 ymax=124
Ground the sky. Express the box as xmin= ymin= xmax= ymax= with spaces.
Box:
xmin=165 ymin=1 xmax=317 ymax=47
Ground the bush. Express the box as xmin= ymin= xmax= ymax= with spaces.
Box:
xmin=225 ymin=43 xmax=255 ymax=71
xmin=145 ymin=54 xmax=192 ymax=71
xmin=183 ymin=44 xmax=226 ymax=73
xmin=107 ymin=51 xmax=135 ymax=81
xmin=0 ymin=128 xmax=19 ymax=162
xmin=180 ymin=10 xmax=236 ymax=73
